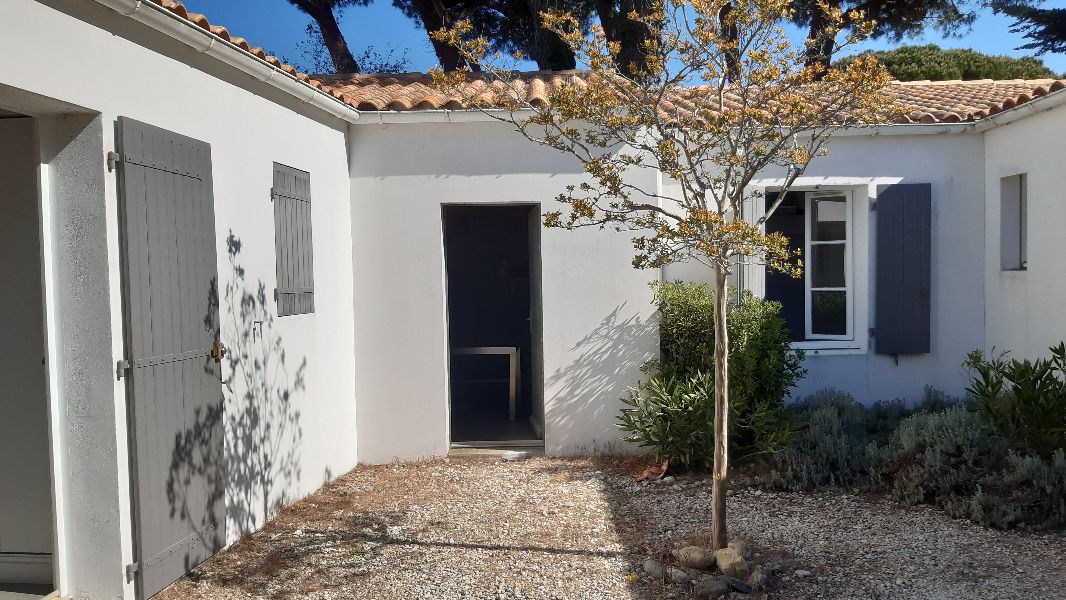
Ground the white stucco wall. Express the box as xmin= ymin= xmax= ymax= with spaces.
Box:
xmin=350 ymin=120 xmax=659 ymax=462
xmin=983 ymin=103 xmax=1066 ymax=359
xmin=663 ymin=131 xmax=987 ymax=404
xmin=1 ymin=1 xmax=358 ymax=597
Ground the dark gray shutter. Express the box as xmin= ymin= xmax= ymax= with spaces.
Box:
xmin=875 ymin=183 xmax=931 ymax=354
xmin=272 ymin=164 xmax=314 ymax=316
xmin=115 ymin=117 xmax=225 ymax=599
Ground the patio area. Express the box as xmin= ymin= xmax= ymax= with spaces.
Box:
xmin=157 ymin=456 xmax=1066 ymax=600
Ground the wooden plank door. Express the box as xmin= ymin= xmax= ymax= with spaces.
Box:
xmin=115 ymin=117 xmax=225 ymax=599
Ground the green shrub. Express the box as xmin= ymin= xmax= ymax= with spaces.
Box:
xmin=767 ymin=389 xmax=872 ymax=490
xmin=648 ymin=281 xmax=804 ymax=457
xmin=618 ymin=366 xmax=716 ymax=469
xmin=965 ymin=344 xmax=1066 ymax=459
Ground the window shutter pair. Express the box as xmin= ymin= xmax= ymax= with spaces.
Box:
xmin=874 ymin=184 xmax=931 ymax=355
xmin=272 ymin=163 xmax=314 ymax=316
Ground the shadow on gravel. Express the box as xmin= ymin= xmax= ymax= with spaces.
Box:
xmin=528 ymin=457 xmax=702 ymax=600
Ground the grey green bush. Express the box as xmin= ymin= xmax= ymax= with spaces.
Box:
xmin=870 ymin=407 xmax=1066 ymax=530
xmin=767 ymin=389 xmax=871 ymax=490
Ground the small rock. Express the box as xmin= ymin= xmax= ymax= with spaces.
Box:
xmin=656 ymin=476 xmax=676 ymax=485
xmin=714 ymin=547 xmax=749 ymax=579
xmin=746 ymin=566 xmax=777 ymax=591
xmin=795 ymin=569 xmax=813 ymax=578
xmin=728 ymin=539 xmax=752 ymax=559
xmin=693 ymin=576 xmax=732 ymax=599
xmin=673 ymin=546 xmax=716 ymax=570
xmin=643 ymin=559 xmax=665 ymax=579
xmin=667 ymin=567 xmax=691 ymax=585
xmin=500 ymin=451 xmax=528 ymax=462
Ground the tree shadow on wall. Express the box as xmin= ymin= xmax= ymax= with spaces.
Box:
xmin=221 ymin=232 xmax=306 ymax=535
xmin=544 ymin=304 xmax=657 ymax=453
xmin=166 ymin=232 xmax=306 ymax=563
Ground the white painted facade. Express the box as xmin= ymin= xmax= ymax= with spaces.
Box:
xmin=2 ymin=1 xmax=358 ymax=597
xmin=349 ymin=121 xmax=659 ymax=461
xmin=983 ymin=103 xmax=1066 ymax=359
xmin=3 ymin=0 xmax=1066 ymax=598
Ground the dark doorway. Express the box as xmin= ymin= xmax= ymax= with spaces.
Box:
xmin=0 ymin=113 xmax=55 ymax=595
xmin=444 ymin=205 xmax=543 ymax=445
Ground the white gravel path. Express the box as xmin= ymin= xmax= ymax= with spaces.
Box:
xmin=158 ymin=457 xmax=1066 ymax=600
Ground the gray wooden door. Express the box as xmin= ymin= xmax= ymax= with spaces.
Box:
xmin=116 ymin=117 xmax=226 ymax=599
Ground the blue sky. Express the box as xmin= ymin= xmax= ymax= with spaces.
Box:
xmin=183 ymin=0 xmax=1066 ymax=75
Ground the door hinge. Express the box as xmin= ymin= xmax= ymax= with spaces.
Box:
xmin=116 ymin=359 xmax=131 ymax=381
xmin=107 ymin=151 xmax=121 ymax=173
xmin=125 ymin=561 xmax=139 ymax=583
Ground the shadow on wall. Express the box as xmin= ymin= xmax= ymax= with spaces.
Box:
xmin=167 ymin=233 xmax=306 ymax=544
xmin=545 ymin=303 xmax=657 ymax=454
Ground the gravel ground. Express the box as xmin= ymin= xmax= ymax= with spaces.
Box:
xmin=158 ymin=456 xmax=1066 ymax=600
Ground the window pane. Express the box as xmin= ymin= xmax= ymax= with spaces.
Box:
xmin=811 ymin=244 xmax=845 ymax=287
xmin=812 ymin=197 xmax=847 ymax=241
xmin=811 ymin=290 xmax=847 ymax=335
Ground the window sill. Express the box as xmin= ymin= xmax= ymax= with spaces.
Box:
xmin=791 ymin=342 xmax=866 ymax=356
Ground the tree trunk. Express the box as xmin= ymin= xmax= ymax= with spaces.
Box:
xmin=527 ymin=0 xmax=578 ymax=70
xmin=710 ymin=265 xmax=730 ymax=551
xmin=596 ymin=0 xmax=653 ymax=77
xmin=718 ymin=3 xmax=739 ymax=82
xmin=804 ymin=3 xmax=838 ymax=76
xmin=409 ymin=0 xmax=468 ymax=71
xmin=309 ymin=5 xmax=360 ymax=73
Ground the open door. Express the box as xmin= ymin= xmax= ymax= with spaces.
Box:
xmin=444 ymin=205 xmax=544 ymax=446
xmin=116 ymin=118 xmax=226 ymax=599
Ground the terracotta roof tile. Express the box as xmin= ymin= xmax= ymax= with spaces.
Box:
xmin=145 ymin=0 xmax=355 ymax=110
xmin=319 ymin=71 xmax=1066 ymax=124
xmin=141 ymin=2 xmax=1066 ymax=124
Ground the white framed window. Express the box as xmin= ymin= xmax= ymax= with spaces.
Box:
xmin=804 ymin=191 xmax=853 ymax=341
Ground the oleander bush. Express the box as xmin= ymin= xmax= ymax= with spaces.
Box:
xmin=964 ymin=344 xmax=1066 ymax=459
xmin=617 ymin=282 xmax=805 ymax=468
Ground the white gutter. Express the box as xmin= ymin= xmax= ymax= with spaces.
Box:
xmin=353 ymin=109 xmax=531 ymax=125
xmin=358 ymin=109 xmax=978 ymax=136
xmin=93 ymin=0 xmax=361 ymax=123
xmin=973 ymin=87 xmax=1066 ymax=132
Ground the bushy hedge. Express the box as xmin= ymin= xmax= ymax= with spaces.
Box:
xmin=965 ymin=344 xmax=1066 ymax=459
xmin=767 ymin=379 xmax=1066 ymax=530
xmin=617 ymin=282 xmax=805 ymax=468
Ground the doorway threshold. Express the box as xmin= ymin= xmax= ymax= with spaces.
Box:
xmin=448 ymin=445 xmax=545 ymax=459
xmin=450 ymin=440 xmax=544 ymax=449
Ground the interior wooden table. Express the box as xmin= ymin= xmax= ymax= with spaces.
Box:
xmin=450 ymin=346 xmax=520 ymax=421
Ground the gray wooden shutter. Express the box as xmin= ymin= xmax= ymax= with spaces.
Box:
xmin=115 ymin=117 xmax=225 ymax=599
xmin=875 ymin=183 xmax=931 ymax=354
xmin=272 ymin=163 xmax=314 ymax=316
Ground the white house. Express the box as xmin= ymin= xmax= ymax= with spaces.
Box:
xmin=0 ymin=0 xmax=1064 ymax=598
